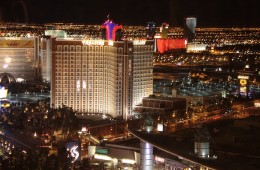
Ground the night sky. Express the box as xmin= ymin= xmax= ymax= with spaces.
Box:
xmin=0 ymin=0 xmax=259 ymax=27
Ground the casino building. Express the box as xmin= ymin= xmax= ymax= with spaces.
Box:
xmin=0 ymin=37 xmax=40 ymax=82
xmin=41 ymin=21 xmax=154 ymax=119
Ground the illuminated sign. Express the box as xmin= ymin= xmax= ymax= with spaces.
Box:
xmin=240 ymin=86 xmax=247 ymax=96
xmin=70 ymin=146 xmax=79 ymax=163
xmin=157 ymin=124 xmax=163 ymax=132
xmin=1 ymin=101 xmax=10 ymax=108
xmin=239 ymin=77 xmax=248 ymax=97
xmin=0 ymin=87 xmax=8 ymax=99
xmin=240 ymin=79 xmax=247 ymax=86
xmin=133 ymin=40 xmax=146 ymax=45
xmin=82 ymin=39 xmax=105 ymax=46
xmin=66 ymin=141 xmax=81 ymax=163
xmin=157 ymin=38 xmax=187 ymax=53
xmin=101 ymin=20 xmax=122 ymax=41
xmin=238 ymin=75 xmax=249 ymax=79
xmin=96 ymin=148 xmax=109 ymax=155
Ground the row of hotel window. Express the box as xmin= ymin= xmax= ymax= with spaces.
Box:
xmin=56 ymin=45 xmax=153 ymax=52
xmin=57 ymin=45 xmax=114 ymax=52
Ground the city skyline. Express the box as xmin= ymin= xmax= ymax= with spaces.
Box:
xmin=0 ymin=0 xmax=259 ymax=27
xmin=0 ymin=14 xmax=260 ymax=169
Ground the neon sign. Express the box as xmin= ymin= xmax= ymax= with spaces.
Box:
xmin=66 ymin=142 xmax=81 ymax=163
xmin=69 ymin=145 xmax=79 ymax=163
xmin=101 ymin=20 xmax=122 ymax=41
xmin=0 ymin=87 xmax=8 ymax=99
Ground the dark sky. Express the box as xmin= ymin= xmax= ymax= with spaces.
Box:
xmin=0 ymin=0 xmax=259 ymax=27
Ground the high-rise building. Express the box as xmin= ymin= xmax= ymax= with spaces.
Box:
xmin=159 ymin=23 xmax=169 ymax=39
xmin=184 ymin=17 xmax=197 ymax=42
xmin=45 ymin=38 xmax=153 ymax=119
xmin=146 ymin=22 xmax=156 ymax=40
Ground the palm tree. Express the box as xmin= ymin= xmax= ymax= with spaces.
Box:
xmin=60 ymin=106 xmax=79 ymax=139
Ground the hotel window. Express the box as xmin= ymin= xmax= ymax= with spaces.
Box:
xmin=76 ymin=46 xmax=81 ymax=51
xmin=57 ymin=45 xmax=62 ymax=51
xmin=64 ymin=45 xmax=68 ymax=51
xmin=70 ymin=46 xmax=75 ymax=52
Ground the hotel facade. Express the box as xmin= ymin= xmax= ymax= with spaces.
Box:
xmin=0 ymin=37 xmax=40 ymax=82
xmin=42 ymin=38 xmax=153 ymax=119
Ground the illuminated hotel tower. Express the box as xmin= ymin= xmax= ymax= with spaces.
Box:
xmin=184 ymin=17 xmax=197 ymax=42
xmin=45 ymin=22 xmax=153 ymax=119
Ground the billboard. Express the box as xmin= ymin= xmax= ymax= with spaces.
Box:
xmin=238 ymin=75 xmax=249 ymax=98
xmin=157 ymin=38 xmax=187 ymax=53
xmin=44 ymin=30 xmax=67 ymax=38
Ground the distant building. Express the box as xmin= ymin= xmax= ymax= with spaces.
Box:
xmin=237 ymin=71 xmax=257 ymax=99
xmin=134 ymin=95 xmax=186 ymax=115
xmin=44 ymin=30 xmax=67 ymax=38
xmin=184 ymin=17 xmax=197 ymax=42
xmin=45 ymin=37 xmax=153 ymax=119
xmin=146 ymin=22 xmax=156 ymax=40
xmin=159 ymin=23 xmax=169 ymax=39
xmin=174 ymin=89 xmax=222 ymax=113
xmin=0 ymin=37 xmax=40 ymax=82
